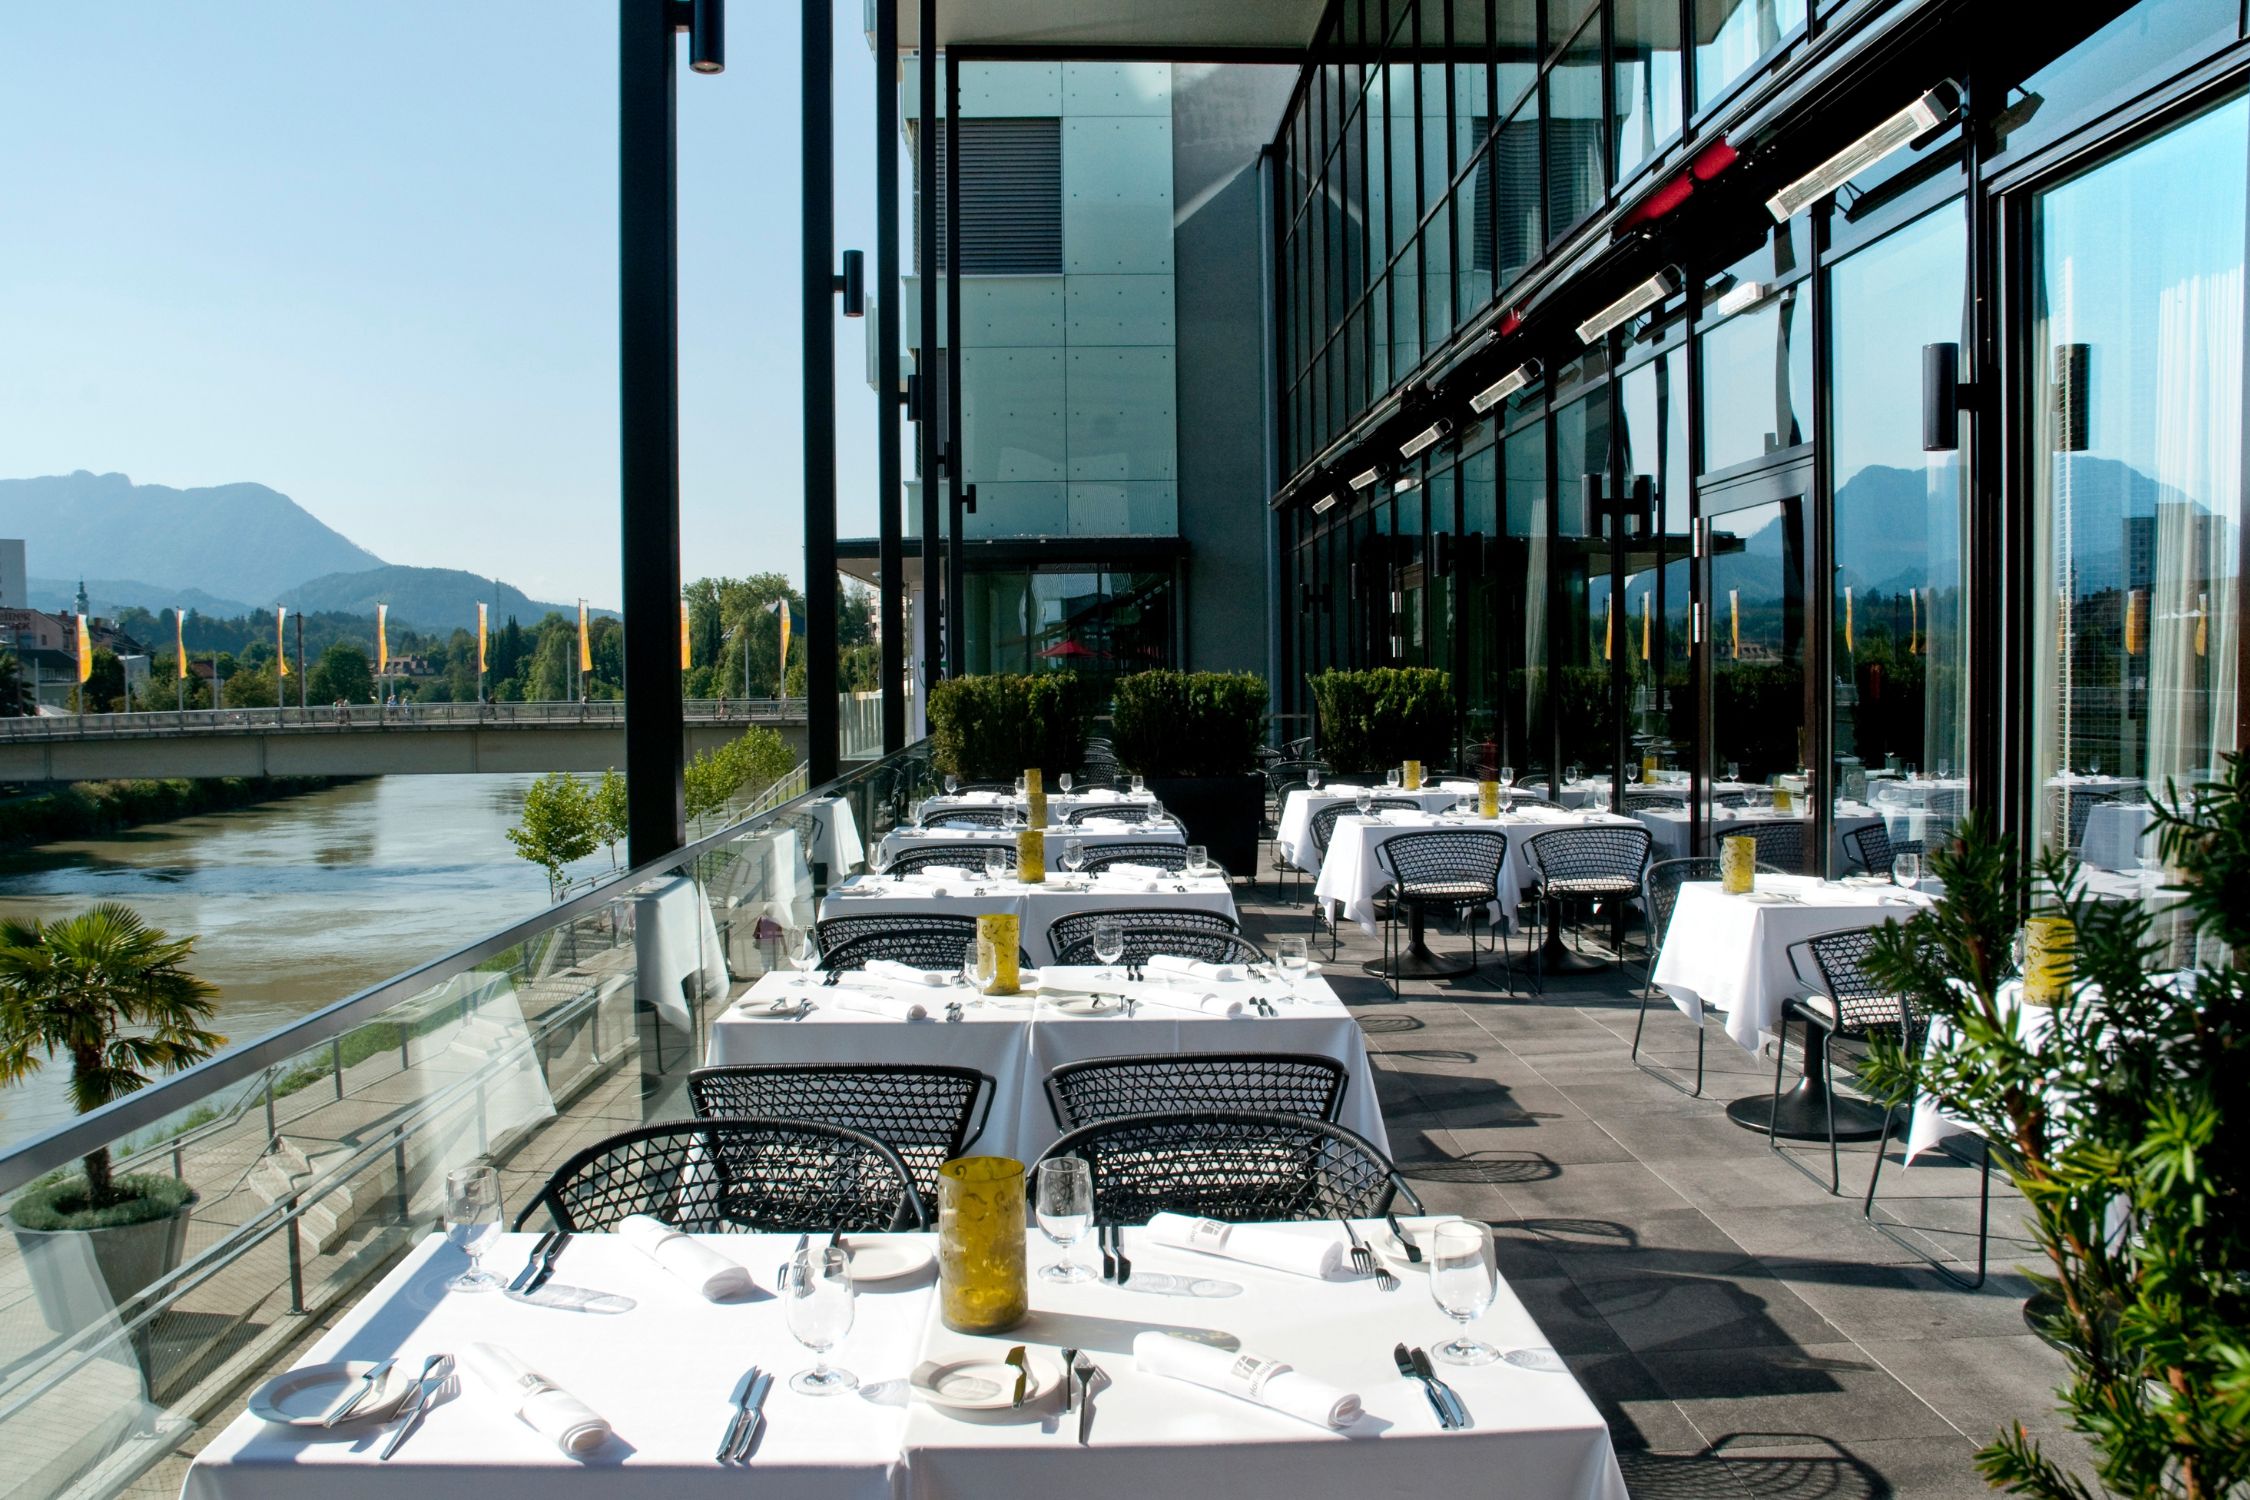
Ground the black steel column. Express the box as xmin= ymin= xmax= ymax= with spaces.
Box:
xmin=916 ymin=0 xmax=942 ymax=688
xmin=803 ymin=0 xmax=839 ymax=782
xmin=943 ymin=51 xmax=966 ymax=677
xmin=620 ymin=0 xmax=686 ymax=864
xmin=875 ymin=0 xmax=905 ymax=752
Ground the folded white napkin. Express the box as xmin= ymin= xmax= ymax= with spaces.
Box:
xmin=1121 ymin=985 xmax=1244 ymax=1019
xmin=460 ymin=1342 xmax=611 ymax=1455
xmin=615 ymin=1214 xmax=752 ymax=1300
xmin=840 ymin=991 xmax=931 ymax=1021
xmin=1145 ymin=954 xmax=1246 ymax=984
xmin=1133 ymin=1332 xmax=1361 ymax=1430
xmin=1145 ymin=1212 xmax=1343 ymax=1279
xmin=863 ymin=959 xmax=952 ymax=987
xmin=1079 ymin=817 xmax=1135 ymax=831
xmin=1102 ymin=862 xmax=1171 ymax=879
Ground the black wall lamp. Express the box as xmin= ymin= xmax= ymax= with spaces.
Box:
xmin=835 ymin=249 xmax=866 ymax=318
xmin=1921 ymin=342 xmax=1980 ymax=452
xmin=676 ymin=0 xmax=724 ymax=71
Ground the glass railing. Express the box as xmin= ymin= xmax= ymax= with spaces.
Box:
xmin=0 ymin=738 xmax=935 ymax=1500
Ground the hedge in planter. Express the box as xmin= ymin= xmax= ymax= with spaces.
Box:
xmin=1308 ymin=667 xmax=1455 ymax=774
xmin=928 ymin=672 xmax=1096 ymax=782
xmin=1109 ymin=671 xmax=1268 ymax=777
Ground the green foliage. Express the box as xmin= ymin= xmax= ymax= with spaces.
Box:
xmin=591 ymin=768 xmax=629 ymax=869
xmin=9 ymin=1173 xmax=194 ymax=1232
xmin=307 ymin=641 xmax=374 ymax=705
xmin=0 ymin=776 xmax=338 ymax=848
xmin=221 ymin=663 xmax=279 ymax=709
xmin=505 ymin=771 xmax=599 ymax=899
xmin=684 ymin=728 xmax=797 ymax=826
xmin=1856 ymin=783 xmax=2250 ymax=1499
xmin=1109 ymin=671 xmax=1269 ymax=777
xmin=0 ymin=648 xmax=29 ymax=716
xmin=0 ymin=903 xmax=224 ymax=1206
xmin=79 ymin=648 xmax=125 ymax=713
xmin=1307 ymin=668 xmax=1455 ymax=774
xmin=927 ymin=673 xmax=1096 ymax=782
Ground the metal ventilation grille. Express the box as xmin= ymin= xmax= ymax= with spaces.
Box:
xmin=915 ymin=118 xmax=1063 ymax=274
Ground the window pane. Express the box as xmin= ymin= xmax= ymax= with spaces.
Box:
xmin=1696 ymin=288 xmax=1813 ymax=471
xmin=1544 ymin=17 xmax=1605 ymax=241
xmin=1506 ymin=422 xmax=1551 ymax=775
xmin=1494 ymin=90 xmax=1541 ymax=288
xmin=1613 ymin=0 xmax=1683 ymax=184
xmin=1392 ymin=236 xmax=1422 ymax=375
xmin=1693 ymin=0 xmax=1806 ymax=112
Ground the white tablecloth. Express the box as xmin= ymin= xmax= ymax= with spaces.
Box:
xmin=707 ymin=966 xmax=1385 ymax=1162
xmin=1651 ymin=876 xmax=1932 ymax=1049
xmin=2079 ymin=801 xmax=2153 ymax=872
xmin=635 ymin=875 xmax=731 ymax=1030
xmin=1273 ymin=783 xmax=1482 ymax=874
xmin=186 ymin=1226 xmax=1624 ymax=1500
xmin=1313 ymin=808 xmax=1636 ymax=936
xmin=918 ymin=788 xmax=1157 ymax=822
xmin=881 ymin=823 xmax=1188 ymax=871
xmin=803 ymin=796 xmax=868 ymax=873
xmin=821 ymin=872 xmax=1238 ymax=965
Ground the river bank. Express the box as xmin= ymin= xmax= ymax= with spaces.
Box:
xmin=0 ymin=774 xmax=350 ymax=848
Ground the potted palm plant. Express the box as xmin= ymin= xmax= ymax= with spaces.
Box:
xmin=1109 ymin=670 xmax=1269 ymax=876
xmin=1 ymin=903 xmax=223 ymax=1328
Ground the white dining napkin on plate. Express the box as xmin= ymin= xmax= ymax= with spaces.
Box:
xmin=1144 ymin=954 xmax=1246 ymax=984
xmin=460 ymin=1342 xmax=611 ymax=1455
xmin=839 ymin=990 xmax=932 ymax=1021
xmin=615 ymin=1214 xmax=752 ymax=1300
xmin=1133 ymin=1332 xmax=1361 ymax=1429
xmin=1145 ymin=1213 xmax=1343 ymax=1279
xmin=863 ymin=960 xmax=952 ymax=987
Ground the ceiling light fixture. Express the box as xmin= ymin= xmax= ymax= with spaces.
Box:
xmin=1348 ymin=465 xmax=1383 ymax=491
xmin=1714 ymin=279 xmax=1770 ymax=317
xmin=1312 ymin=493 xmax=1339 ymax=514
xmin=1470 ymin=360 xmax=1541 ymax=413
xmin=1399 ymin=418 xmax=1452 ymax=460
xmin=1766 ymin=82 xmax=1960 ymax=222
xmin=1576 ymin=267 xmax=1680 ymax=345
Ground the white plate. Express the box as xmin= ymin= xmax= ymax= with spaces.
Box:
xmin=844 ymin=1237 xmax=935 ymax=1283
xmin=248 ymin=1360 xmax=413 ymax=1428
xmin=1367 ymin=1222 xmax=1439 ymax=1274
xmin=1042 ymin=993 xmax=1130 ymax=1018
xmin=911 ymin=1351 xmax=1064 ymax=1411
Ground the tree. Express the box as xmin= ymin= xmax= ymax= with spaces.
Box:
xmin=79 ymin=648 xmax=125 ymax=713
xmin=591 ymin=768 xmax=628 ymax=869
xmin=506 ymin=772 xmax=599 ymax=899
xmin=528 ymin=616 xmax=575 ymax=702
xmin=222 ymin=664 xmax=277 ymax=709
xmin=1859 ymin=792 xmax=2250 ymax=1499
xmin=0 ymin=904 xmax=223 ymax=1211
xmin=0 ymin=649 xmax=28 ymax=716
xmin=684 ymin=727 xmax=797 ymax=826
xmin=307 ymin=641 xmax=374 ymax=705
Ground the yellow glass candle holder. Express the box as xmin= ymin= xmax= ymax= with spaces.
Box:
xmin=1027 ymin=789 xmax=1048 ymax=829
xmin=975 ymin=912 xmax=1021 ymax=993
xmin=1773 ymin=785 xmax=1794 ymax=812
xmin=1720 ymin=835 xmax=1756 ymax=895
xmin=1478 ymin=779 xmax=1499 ymax=818
xmin=1014 ymin=829 xmax=1045 ymax=885
xmin=936 ymin=1156 xmax=1028 ymax=1334
xmin=1403 ymin=760 xmax=1423 ymax=791
xmin=2023 ymin=915 xmax=2075 ymax=1007
xmin=1641 ymin=754 xmax=1658 ymax=786
xmin=1023 ymin=768 xmax=1043 ymax=796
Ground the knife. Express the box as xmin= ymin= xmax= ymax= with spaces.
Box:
xmin=1411 ymin=1346 xmax=1470 ymax=1430
xmin=378 ymin=1354 xmax=449 ymax=1459
xmin=320 ymin=1357 xmax=395 ymax=1428
xmin=507 ymin=1231 xmax=557 ymax=1294
xmin=1005 ymin=1345 xmax=1030 ymax=1408
xmin=729 ymin=1370 xmax=774 ymax=1463
xmin=1386 ymin=1212 xmax=1423 ymax=1263
xmin=1075 ymin=1357 xmax=1099 ymax=1445
xmin=1112 ymin=1225 xmax=1131 ymax=1285
xmin=1393 ymin=1343 xmax=1457 ymax=1430
xmin=716 ymin=1365 xmax=760 ymax=1463
xmin=524 ymin=1232 xmax=572 ymax=1294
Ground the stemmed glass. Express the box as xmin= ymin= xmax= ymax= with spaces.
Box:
xmin=1892 ymin=852 xmax=1923 ymax=891
xmin=1724 ymin=760 xmax=1741 ymax=784
xmin=1059 ymin=772 xmax=1075 ymax=794
xmin=869 ymin=843 xmax=892 ymax=880
xmin=1496 ymin=764 xmax=1514 ymax=795
xmin=1427 ymin=1219 xmax=1499 ymax=1365
xmin=1307 ymin=766 xmax=1324 ymax=790
xmin=1130 ymin=773 xmax=1145 ymax=795
xmin=944 ymin=773 xmax=960 ymax=796
xmin=443 ymin=1166 xmax=503 ymax=1292
xmin=1276 ymin=935 xmax=1309 ymax=997
xmin=1014 ymin=773 xmax=1029 ymax=798
xmin=1092 ymin=919 xmax=1126 ymax=982
xmin=1385 ymin=767 xmax=1402 ymax=790
xmin=1185 ymin=844 xmax=1210 ymax=877
xmin=1354 ymin=788 xmax=1374 ymax=815
xmin=781 ymin=1246 xmax=857 ymax=1395
xmin=983 ymin=848 xmax=1008 ymax=885
xmin=787 ymin=929 xmax=820 ymax=985
xmin=1034 ymin=1157 xmax=1095 ymax=1283
xmin=1062 ymin=838 xmax=1087 ymax=882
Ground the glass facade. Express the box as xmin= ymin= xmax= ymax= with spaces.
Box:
xmin=959 ymin=566 xmax=1178 ymax=686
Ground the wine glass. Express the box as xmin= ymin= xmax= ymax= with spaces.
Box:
xmin=1186 ymin=844 xmax=1210 ymax=877
xmin=1893 ymin=852 xmax=1923 ymax=891
xmin=1497 ymin=764 xmax=1514 ymax=792
xmin=1063 ymin=839 xmax=1087 ymax=880
xmin=1276 ymin=935 xmax=1309 ymax=996
xmin=1034 ymin=1157 xmax=1095 ymax=1283
xmin=1724 ymin=760 xmax=1741 ymax=784
xmin=781 ymin=1246 xmax=857 ymax=1395
xmin=944 ymin=773 xmax=960 ymax=796
xmin=869 ymin=843 xmax=892 ymax=880
xmin=1936 ymin=758 xmax=1954 ymax=782
xmin=1427 ymin=1219 xmax=1499 ymax=1365
xmin=1092 ymin=919 xmax=1126 ymax=982
xmin=443 ymin=1166 xmax=503 ymax=1291
xmin=1005 ymin=801 xmax=1025 ymax=830
xmin=1307 ymin=766 xmax=1324 ymax=790
xmin=787 ymin=928 xmax=820 ymax=985
xmin=983 ymin=848 xmax=1007 ymax=885
xmin=1385 ymin=767 xmax=1402 ymax=790
xmin=1059 ymin=772 xmax=1074 ymax=794
xmin=1014 ymin=773 xmax=1029 ymax=798
xmin=1130 ymin=773 xmax=1145 ymax=795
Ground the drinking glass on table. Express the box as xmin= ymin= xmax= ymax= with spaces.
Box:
xmin=1307 ymin=766 xmax=1324 ymax=790
xmin=983 ymin=848 xmax=1008 ymax=885
xmin=1385 ymin=767 xmax=1402 ymax=790
xmin=1092 ymin=919 xmax=1126 ymax=982
xmin=1427 ymin=1219 xmax=1499 ymax=1365
xmin=944 ymin=773 xmax=960 ymax=795
xmin=1015 ymin=774 xmax=1029 ymax=798
xmin=1059 ymin=772 xmax=1074 ymax=794
xmin=1130 ymin=773 xmax=1145 ymax=795
xmin=869 ymin=843 xmax=892 ymax=880
xmin=781 ymin=1246 xmax=857 ymax=1394
xmin=1034 ymin=1157 xmax=1096 ymax=1284
xmin=1354 ymin=788 xmax=1374 ymax=815
xmin=787 ymin=928 xmax=820 ymax=985
xmin=1185 ymin=844 xmax=1210 ymax=877
xmin=1276 ymin=935 xmax=1309 ymax=996
xmin=1496 ymin=764 xmax=1514 ymax=792
xmin=1724 ymin=760 xmax=1741 ymax=784
xmin=443 ymin=1166 xmax=504 ymax=1292
xmin=1892 ymin=852 xmax=1923 ymax=891
xmin=1063 ymin=839 xmax=1087 ymax=879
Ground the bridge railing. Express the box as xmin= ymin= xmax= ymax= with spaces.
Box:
xmin=0 ymin=698 xmax=812 ymax=740
xmin=0 ymin=737 xmax=936 ymax=1500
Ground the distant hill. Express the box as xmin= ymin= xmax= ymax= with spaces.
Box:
xmin=281 ymin=566 xmax=592 ymax=634
xmin=30 ymin=576 xmax=259 ymax=620
xmin=0 ymin=471 xmax=384 ymax=601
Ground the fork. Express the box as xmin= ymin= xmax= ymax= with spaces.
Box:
xmin=1340 ymin=1219 xmax=1394 ymax=1288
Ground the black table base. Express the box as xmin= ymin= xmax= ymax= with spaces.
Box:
xmin=1534 ymin=924 xmax=1611 ymax=974
xmin=1363 ymin=907 xmax=1477 ymax=980
xmin=1726 ymin=1051 xmax=1889 ymax=1141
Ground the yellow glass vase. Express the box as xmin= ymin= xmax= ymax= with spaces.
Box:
xmin=975 ymin=912 xmax=1021 ymax=993
xmin=936 ymin=1157 xmax=1028 ymax=1334
xmin=1720 ymin=835 xmax=1756 ymax=895
xmin=1402 ymin=760 xmax=1423 ymax=791
xmin=1015 ymin=829 xmax=1045 ymax=886
xmin=2023 ymin=915 xmax=2075 ymax=1007
xmin=1027 ymin=790 xmax=1048 ymax=829
xmin=1641 ymin=754 xmax=1659 ymax=786
xmin=1478 ymin=779 xmax=1499 ymax=818
xmin=1023 ymin=768 xmax=1043 ymax=796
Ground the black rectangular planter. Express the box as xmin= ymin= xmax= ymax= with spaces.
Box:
xmin=1143 ymin=773 xmax=1264 ymax=879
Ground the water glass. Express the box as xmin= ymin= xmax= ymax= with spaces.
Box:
xmin=983 ymin=849 xmax=1007 ymax=884
xmin=782 ymin=1246 xmax=857 ymax=1394
xmin=1307 ymin=766 xmax=1324 ymax=789
xmin=1059 ymin=773 xmax=1074 ymax=794
xmin=869 ymin=843 xmax=892 ymax=879
xmin=1385 ymin=767 xmax=1402 ymax=789
xmin=1186 ymin=844 xmax=1210 ymax=877
xmin=1496 ymin=764 xmax=1514 ymax=790
xmin=1893 ymin=852 xmax=1923 ymax=890
xmin=1062 ymin=838 xmax=1086 ymax=877
xmin=1092 ymin=919 xmax=1126 ymax=980
xmin=787 ymin=929 xmax=820 ymax=984
xmin=1130 ymin=773 xmax=1145 ymax=794
xmin=443 ymin=1166 xmax=503 ymax=1291
xmin=1427 ymin=1219 xmax=1499 ymax=1365
xmin=1724 ymin=761 xmax=1741 ymax=784
xmin=944 ymin=774 xmax=960 ymax=795
xmin=1014 ymin=774 xmax=1028 ymax=797
xmin=1936 ymin=759 xmax=1953 ymax=782
xmin=1355 ymin=788 xmax=1374 ymax=815
xmin=1033 ymin=1157 xmax=1095 ymax=1284
xmin=1276 ymin=935 xmax=1309 ymax=994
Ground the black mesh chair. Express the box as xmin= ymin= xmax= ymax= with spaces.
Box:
xmin=1716 ymin=818 xmax=1808 ymax=873
xmin=1266 ymin=776 xmax=1313 ymax=890
xmin=1370 ymin=829 xmax=1511 ymax=998
xmin=1049 ymin=907 xmax=1239 ymax=956
xmin=1306 ymin=798 xmax=1422 ymax=955
xmin=1839 ymin=821 xmax=1900 ymax=878
xmin=1634 ymin=855 xmax=1779 ymax=1094
xmin=1054 ymin=929 xmax=1268 ymax=966
xmin=1524 ymin=825 xmax=1653 ymax=984
xmin=1772 ymin=928 xmax=1928 ymax=1194
xmin=1065 ymin=803 xmax=1159 ymax=826
xmin=926 ymin=807 xmax=1011 ymax=830
xmin=1711 ymin=790 xmax=1753 ymax=808
xmin=1045 ymin=1053 xmax=1350 ymax=1130
xmin=1073 ymin=842 xmax=1189 ymax=873
xmin=687 ymin=1063 xmax=996 ymax=1203
xmin=817 ymin=917 xmax=979 ymax=972
xmin=946 ymin=781 xmax=1015 ymax=795
xmin=885 ymin=842 xmax=1016 ymax=876
xmin=1031 ymin=1111 xmax=1422 ymax=1225
xmin=512 ymin=1119 xmax=927 ymax=1234
xmin=1622 ymin=788 xmax=1677 ymax=811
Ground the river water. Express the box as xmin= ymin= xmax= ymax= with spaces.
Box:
xmin=0 ymin=776 xmax=616 ymax=1151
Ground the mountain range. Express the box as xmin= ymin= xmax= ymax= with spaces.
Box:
xmin=3 ymin=471 xmax=605 ymax=633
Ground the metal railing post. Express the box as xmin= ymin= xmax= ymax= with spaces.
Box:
xmin=284 ymin=1197 xmax=305 ymax=1315
xmin=332 ymin=1037 xmax=344 ymax=1099
xmin=263 ymin=1074 xmax=278 ymax=1151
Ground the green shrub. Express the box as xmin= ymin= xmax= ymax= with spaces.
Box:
xmin=1110 ymin=670 xmax=1269 ymax=777
xmin=9 ymin=1173 xmax=195 ymax=1231
xmin=1307 ymin=668 xmax=1455 ymax=774
xmin=928 ymin=673 xmax=1095 ymax=782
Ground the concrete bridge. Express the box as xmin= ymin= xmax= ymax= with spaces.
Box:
xmin=0 ymin=699 xmax=828 ymax=782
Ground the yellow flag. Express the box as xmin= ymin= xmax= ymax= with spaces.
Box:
xmin=477 ymin=603 xmax=488 ymax=673
xmin=2124 ymin=588 xmax=2146 ymax=656
xmin=2197 ymin=591 xmax=2209 ymax=658
xmin=76 ymin=613 xmax=93 ymax=683
xmin=1844 ymin=586 xmax=1855 ymax=653
xmin=1602 ymin=594 xmax=1613 ymax=661
xmin=1729 ymin=589 xmax=1740 ymax=659
xmin=1640 ymin=594 xmax=1651 ymax=661
xmin=1909 ymin=587 xmax=1919 ymax=654
xmin=578 ymin=601 xmax=592 ymax=673
xmin=376 ymin=603 xmax=389 ymax=675
xmin=175 ymin=610 xmax=187 ymax=678
xmin=680 ymin=600 xmax=692 ymax=670
xmin=777 ymin=601 xmax=792 ymax=684
xmin=277 ymin=606 xmax=290 ymax=676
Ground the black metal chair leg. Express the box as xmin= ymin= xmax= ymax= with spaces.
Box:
xmin=1766 ymin=1013 xmax=1791 ymax=1148
xmin=1864 ymin=1116 xmax=1993 ymax=1290
xmin=1823 ymin=1033 xmax=1841 ymax=1194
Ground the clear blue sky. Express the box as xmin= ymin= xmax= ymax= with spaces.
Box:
xmin=0 ymin=1 xmax=895 ymax=604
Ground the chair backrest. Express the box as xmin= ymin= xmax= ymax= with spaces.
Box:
xmin=1710 ymin=790 xmax=1751 ymax=808
xmin=1072 ymin=842 xmax=1189 ymax=873
xmin=1787 ymin=927 xmax=1923 ymax=1037
xmin=817 ymin=917 xmax=979 ymax=971
xmin=511 ymin=1119 xmax=926 ymax=1234
xmin=1503 ymin=793 xmax=1565 ymax=811
xmin=1033 ymin=1110 xmax=1421 ymax=1225
xmin=888 ymin=842 xmax=1015 ymax=875
xmin=1045 ymin=1053 xmax=1350 ymax=1129
xmin=1716 ymin=818 xmax=1806 ymax=872
xmin=687 ymin=1064 xmax=994 ymax=1202
xmin=1374 ymin=829 xmax=1508 ymax=901
xmin=1527 ymin=824 xmax=1653 ymax=889
xmin=927 ymin=807 xmax=1009 ymax=829
xmin=1838 ymin=821 xmax=1896 ymax=877
xmin=951 ymin=781 xmax=1016 ymax=795
xmin=1308 ymin=797 xmax=1423 ymax=856
xmin=1047 ymin=906 xmax=1240 ymax=956
xmin=1054 ymin=928 xmax=1268 ymax=966
xmin=1622 ymin=788 xmax=1674 ymax=811
xmin=1065 ymin=803 xmax=1156 ymax=825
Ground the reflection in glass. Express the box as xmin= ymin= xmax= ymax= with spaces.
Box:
xmin=1544 ymin=18 xmax=1605 ymax=241
xmin=1698 ymin=289 xmax=1813 ymax=472
xmin=1709 ymin=498 xmax=1807 ymax=794
xmin=1507 ymin=424 xmax=1551 ymax=778
xmin=1613 ymin=0 xmax=1683 ymax=184
xmin=1693 ymin=0 xmax=1806 ymax=112
xmin=961 ymin=568 xmax=1176 ymax=684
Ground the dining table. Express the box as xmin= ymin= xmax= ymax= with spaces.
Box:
xmin=1272 ymin=781 xmax=1485 ymax=878
xmin=880 ymin=821 xmax=1191 ymax=873
xmin=1632 ymin=800 xmax=1888 ymax=870
xmin=917 ymin=787 xmax=1160 ymax=823
xmin=706 ymin=964 xmax=1388 ymax=1162
xmin=183 ymin=1223 xmax=1628 ymax=1500
xmin=820 ymin=868 xmax=1239 ymax=966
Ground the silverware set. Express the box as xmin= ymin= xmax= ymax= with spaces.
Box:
xmin=1385 ymin=1211 xmax=1423 ymax=1264
xmin=1393 ymin=1342 xmax=1471 ymax=1430
xmin=320 ymin=1356 xmax=395 ymax=1427
xmin=1339 ymin=1219 xmax=1396 ymax=1290
xmin=378 ymin=1353 xmax=452 ymax=1459
xmin=714 ymin=1365 xmax=773 ymax=1463
xmin=508 ymin=1231 xmax=571 ymax=1296
xmin=1096 ymin=1223 xmax=1131 ymax=1284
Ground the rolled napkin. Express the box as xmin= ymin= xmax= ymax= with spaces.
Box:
xmin=1102 ymin=862 xmax=1171 ymax=879
xmin=459 ymin=1342 xmax=612 ymax=1456
xmin=615 ymin=1213 xmax=752 ymax=1300
xmin=1132 ymin=1332 xmax=1361 ymax=1430
xmin=863 ymin=959 xmax=952 ymax=987
xmin=1145 ymin=1212 xmax=1344 ymax=1279
xmin=839 ymin=991 xmax=931 ymax=1021
xmin=1145 ymin=954 xmax=1246 ymax=984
